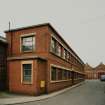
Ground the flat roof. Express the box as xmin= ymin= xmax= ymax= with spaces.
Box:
xmin=4 ymin=23 xmax=84 ymax=64
xmin=5 ymin=23 xmax=50 ymax=33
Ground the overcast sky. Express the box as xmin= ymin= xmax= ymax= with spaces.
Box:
xmin=0 ymin=0 xmax=105 ymax=67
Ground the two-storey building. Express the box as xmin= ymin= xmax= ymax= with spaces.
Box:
xmin=5 ymin=23 xmax=85 ymax=95
xmin=0 ymin=36 xmax=7 ymax=90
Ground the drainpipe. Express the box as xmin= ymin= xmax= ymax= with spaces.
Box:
xmin=9 ymin=22 xmax=13 ymax=56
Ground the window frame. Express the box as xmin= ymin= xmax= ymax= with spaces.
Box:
xmin=21 ymin=61 xmax=33 ymax=84
xmin=57 ymin=44 xmax=62 ymax=57
xmin=63 ymin=49 xmax=67 ymax=59
xmin=50 ymin=64 xmax=72 ymax=83
xmin=67 ymin=52 xmax=70 ymax=62
xmin=51 ymin=34 xmax=83 ymax=65
xmin=50 ymin=37 xmax=57 ymax=53
xmin=20 ymin=33 xmax=36 ymax=53
xmin=51 ymin=67 xmax=57 ymax=81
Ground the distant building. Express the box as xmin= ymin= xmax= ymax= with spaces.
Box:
xmin=0 ymin=36 xmax=7 ymax=90
xmin=5 ymin=23 xmax=85 ymax=95
xmin=85 ymin=63 xmax=105 ymax=79
xmin=84 ymin=63 xmax=93 ymax=79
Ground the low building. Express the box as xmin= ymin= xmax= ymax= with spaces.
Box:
xmin=5 ymin=23 xmax=85 ymax=95
xmin=94 ymin=63 xmax=105 ymax=79
xmin=85 ymin=63 xmax=105 ymax=79
xmin=0 ymin=36 xmax=7 ymax=90
xmin=84 ymin=63 xmax=93 ymax=79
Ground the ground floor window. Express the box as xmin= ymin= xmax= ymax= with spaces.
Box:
xmin=23 ymin=64 xmax=32 ymax=82
xmin=51 ymin=67 xmax=57 ymax=81
xmin=68 ymin=71 xmax=72 ymax=79
xmin=51 ymin=66 xmax=72 ymax=81
xmin=57 ymin=69 xmax=62 ymax=80
xmin=73 ymin=72 xmax=84 ymax=80
xmin=62 ymin=70 xmax=68 ymax=80
xmin=21 ymin=61 xmax=33 ymax=84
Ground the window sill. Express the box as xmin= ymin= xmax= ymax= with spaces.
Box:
xmin=21 ymin=50 xmax=35 ymax=53
xmin=74 ymin=78 xmax=84 ymax=80
xmin=50 ymin=79 xmax=72 ymax=83
xmin=50 ymin=51 xmax=69 ymax=62
xmin=50 ymin=51 xmax=83 ymax=69
xmin=21 ymin=81 xmax=33 ymax=85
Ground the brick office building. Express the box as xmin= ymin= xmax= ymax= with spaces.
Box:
xmin=0 ymin=36 xmax=7 ymax=90
xmin=5 ymin=23 xmax=85 ymax=95
xmin=85 ymin=63 xmax=105 ymax=79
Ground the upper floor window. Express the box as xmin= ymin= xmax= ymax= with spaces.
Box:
xmin=63 ymin=49 xmax=67 ymax=59
xmin=67 ymin=52 xmax=70 ymax=61
xmin=51 ymin=38 xmax=56 ymax=53
xmin=21 ymin=36 xmax=35 ymax=52
xmin=57 ymin=44 xmax=62 ymax=57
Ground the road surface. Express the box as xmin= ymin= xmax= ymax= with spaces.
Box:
xmin=17 ymin=80 xmax=105 ymax=105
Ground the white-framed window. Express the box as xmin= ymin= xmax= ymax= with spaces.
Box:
xmin=21 ymin=61 xmax=33 ymax=84
xmin=67 ymin=52 xmax=70 ymax=61
xmin=57 ymin=44 xmax=62 ymax=57
xmin=50 ymin=64 xmax=72 ymax=82
xmin=21 ymin=36 xmax=35 ymax=52
xmin=51 ymin=38 xmax=57 ymax=53
xmin=23 ymin=64 xmax=32 ymax=82
xmin=63 ymin=49 xmax=67 ymax=59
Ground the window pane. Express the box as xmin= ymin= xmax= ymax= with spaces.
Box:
xmin=23 ymin=64 xmax=32 ymax=82
xmin=68 ymin=71 xmax=72 ymax=79
xmin=23 ymin=64 xmax=31 ymax=69
xmin=23 ymin=76 xmax=31 ymax=82
xmin=51 ymin=38 xmax=56 ymax=53
xmin=63 ymin=49 xmax=67 ymax=59
xmin=62 ymin=70 xmax=67 ymax=80
xmin=57 ymin=69 xmax=62 ymax=80
xmin=22 ymin=36 xmax=35 ymax=52
xmin=67 ymin=52 xmax=70 ymax=61
xmin=57 ymin=45 xmax=62 ymax=57
xmin=51 ymin=67 xmax=57 ymax=81
xmin=23 ymin=70 xmax=31 ymax=75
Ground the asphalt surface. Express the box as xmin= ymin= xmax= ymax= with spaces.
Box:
xmin=16 ymin=80 xmax=105 ymax=105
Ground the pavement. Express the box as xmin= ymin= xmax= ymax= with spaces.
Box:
xmin=0 ymin=81 xmax=84 ymax=105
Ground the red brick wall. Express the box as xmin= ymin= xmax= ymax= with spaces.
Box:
xmin=45 ymin=28 xmax=84 ymax=92
xmin=6 ymin=24 xmax=84 ymax=95
xmin=85 ymin=63 xmax=105 ymax=79
xmin=8 ymin=60 xmax=38 ymax=95
xmin=6 ymin=26 xmax=49 ymax=57
xmin=36 ymin=60 xmax=47 ymax=95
